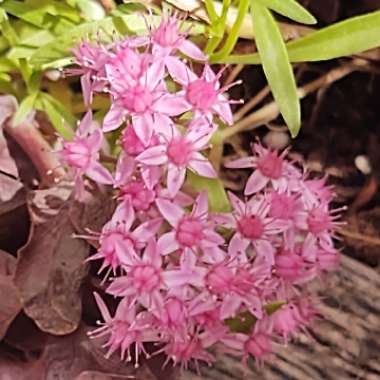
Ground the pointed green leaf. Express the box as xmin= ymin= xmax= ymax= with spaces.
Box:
xmin=225 ymin=301 xmax=285 ymax=333
xmin=38 ymin=93 xmax=75 ymax=139
xmin=257 ymin=0 xmax=316 ymax=24
xmin=187 ymin=171 xmax=230 ymax=213
xmin=77 ymin=0 xmax=105 ymax=20
xmin=220 ymin=10 xmax=380 ymax=64
xmin=286 ymin=9 xmax=380 ymax=62
xmin=13 ymin=92 xmax=38 ymax=126
xmin=211 ymin=0 xmax=250 ymax=61
xmin=250 ymin=1 xmax=300 ymax=137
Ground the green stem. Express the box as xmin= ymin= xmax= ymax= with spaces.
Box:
xmin=210 ymin=0 xmax=250 ymax=62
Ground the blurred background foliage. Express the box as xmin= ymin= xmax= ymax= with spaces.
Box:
xmin=1 ymin=0 xmax=380 ymax=138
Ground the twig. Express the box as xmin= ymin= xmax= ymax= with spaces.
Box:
xmin=225 ymin=64 xmax=244 ymax=86
xmin=339 ymin=228 xmax=380 ymax=247
xmin=233 ymin=85 xmax=271 ymax=122
xmin=4 ymin=119 xmax=65 ymax=186
xmin=99 ymin=0 xmax=116 ymax=12
xmin=222 ymin=60 xmax=366 ymax=140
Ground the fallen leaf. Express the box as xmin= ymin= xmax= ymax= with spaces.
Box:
xmin=14 ymin=182 xmax=90 ymax=335
xmin=75 ymin=370 xmax=134 ymax=380
xmin=0 ymin=96 xmax=22 ymax=201
xmin=0 ymin=250 xmax=22 ymax=339
xmin=69 ymin=182 xmax=117 ymax=248
xmin=33 ymin=326 xmax=141 ymax=379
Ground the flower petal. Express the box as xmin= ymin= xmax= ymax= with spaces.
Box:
xmin=189 ymin=152 xmax=217 ymax=178
xmin=225 ymin=156 xmax=255 ymax=169
xmin=146 ymin=60 xmax=165 ymax=89
xmin=179 ymin=40 xmax=207 ymax=61
xmin=156 ymin=198 xmax=184 ymax=226
xmin=245 ymin=170 xmax=269 ymax=195
xmin=136 ymin=145 xmax=167 ymax=166
xmin=167 ymin=165 xmax=186 ymax=197
xmin=228 ymin=192 xmax=245 ymax=216
xmin=166 ymin=56 xmax=196 ymax=85
xmin=192 ymin=191 xmax=208 ymax=219
xmin=132 ymin=113 xmax=154 ymax=146
xmin=212 ymin=96 xmax=233 ymax=125
xmin=77 ymin=110 xmax=93 ymax=135
xmin=86 ymin=161 xmax=113 ymax=184
xmin=220 ymin=294 xmax=242 ymax=320
xmin=113 ymin=198 xmax=135 ymax=230
xmin=103 ymin=105 xmax=123 ymax=132
xmin=153 ymin=94 xmax=190 ymax=116
xmin=157 ymin=231 xmax=180 ymax=255
xmin=103 ymin=104 xmax=124 ymax=132
xmin=133 ymin=218 xmax=162 ymax=242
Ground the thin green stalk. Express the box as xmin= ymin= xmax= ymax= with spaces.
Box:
xmin=210 ymin=0 xmax=250 ymax=62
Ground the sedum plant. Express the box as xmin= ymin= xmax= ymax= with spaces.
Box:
xmin=1 ymin=0 xmax=380 ymax=137
xmin=61 ymin=13 xmax=344 ymax=369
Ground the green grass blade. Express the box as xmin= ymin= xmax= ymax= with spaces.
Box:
xmin=250 ymin=1 xmax=300 ymax=137
xmin=220 ymin=10 xmax=380 ymax=64
xmin=257 ymin=0 xmax=316 ymax=25
xmin=210 ymin=0 xmax=250 ymax=62
xmin=13 ymin=92 xmax=38 ymax=126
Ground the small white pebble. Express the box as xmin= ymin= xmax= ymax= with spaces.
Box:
xmin=45 ymin=69 xmax=61 ymax=81
xmin=264 ymin=131 xmax=290 ymax=150
xmin=355 ymin=155 xmax=371 ymax=175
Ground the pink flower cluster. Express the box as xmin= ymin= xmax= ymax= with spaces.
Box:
xmin=63 ymin=15 xmax=342 ymax=371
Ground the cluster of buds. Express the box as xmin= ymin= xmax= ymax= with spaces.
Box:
xmin=62 ymin=14 xmax=342 ymax=370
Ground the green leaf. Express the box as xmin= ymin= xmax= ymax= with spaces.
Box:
xmin=257 ymin=0 xmax=316 ymax=25
xmin=250 ymin=1 xmax=300 ymax=137
xmin=7 ymin=46 xmax=37 ymax=60
xmin=13 ymin=92 xmax=38 ymax=126
xmin=211 ymin=0 xmax=250 ymax=61
xmin=2 ymin=0 xmax=80 ymax=28
xmin=0 ymin=17 xmax=19 ymax=46
xmin=38 ymin=93 xmax=75 ymax=139
xmin=77 ymin=0 xmax=105 ymax=20
xmin=187 ymin=171 xmax=230 ymax=213
xmin=220 ymin=10 xmax=380 ymax=64
xmin=205 ymin=0 xmax=231 ymax=55
xmin=0 ymin=57 xmax=17 ymax=72
xmin=15 ymin=21 xmax=55 ymax=47
xmin=225 ymin=301 xmax=285 ymax=333
xmin=286 ymin=9 xmax=380 ymax=62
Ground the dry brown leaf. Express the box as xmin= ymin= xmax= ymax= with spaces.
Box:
xmin=0 ymin=96 xmax=23 ymax=202
xmin=69 ymin=183 xmax=116 ymax=248
xmin=14 ymin=182 xmax=90 ymax=335
xmin=0 ymin=250 xmax=22 ymax=339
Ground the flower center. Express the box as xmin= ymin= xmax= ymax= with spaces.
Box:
xmin=307 ymin=207 xmax=330 ymax=234
xmin=186 ymin=79 xmax=217 ymax=111
xmin=121 ymin=181 xmax=156 ymax=211
xmin=63 ymin=139 xmax=91 ymax=169
xmin=100 ymin=230 xmax=135 ymax=267
xmin=275 ymin=251 xmax=303 ymax=281
xmin=163 ymin=297 xmax=186 ymax=329
xmin=244 ymin=332 xmax=272 ymax=359
xmin=269 ymin=193 xmax=296 ymax=220
xmin=257 ymin=151 xmax=283 ymax=179
xmin=130 ymin=264 xmax=161 ymax=293
xmin=238 ymin=215 xmax=264 ymax=240
xmin=114 ymin=47 xmax=143 ymax=80
xmin=122 ymin=84 xmax=153 ymax=113
xmin=206 ymin=264 xmax=234 ymax=294
xmin=122 ymin=126 xmax=146 ymax=156
xmin=153 ymin=19 xmax=181 ymax=47
xmin=167 ymin=137 xmax=192 ymax=167
xmin=176 ymin=216 xmax=203 ymax=247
